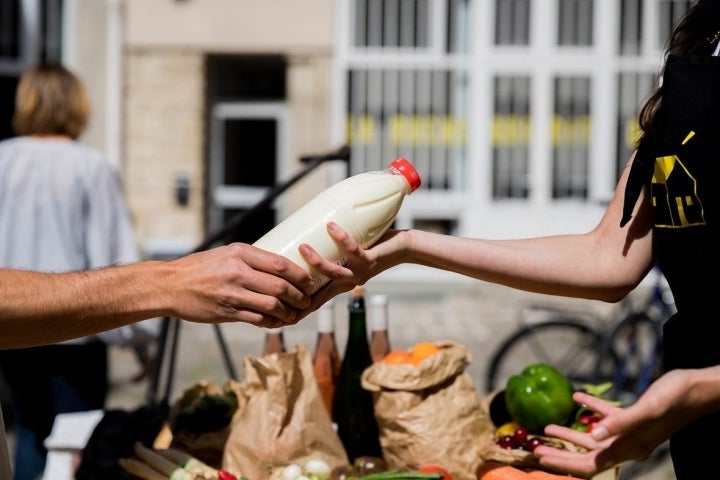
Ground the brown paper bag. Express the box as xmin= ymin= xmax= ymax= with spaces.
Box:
xmin=361 ymin=340 xmax=493 ymax=480
xmin=222 ymin=344 xmax=349 ymax=480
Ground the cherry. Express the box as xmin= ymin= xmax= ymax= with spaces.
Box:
xmin=496 ymin=435 xmax=516 ymax=449
xmin=513 ymin=427 xmax=528 ymax=443
xmin=527 ymin=437 xmax=546 ymax=452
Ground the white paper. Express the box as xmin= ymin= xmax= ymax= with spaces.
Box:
xmin=43 ymin=409 xmax=104 ymax=450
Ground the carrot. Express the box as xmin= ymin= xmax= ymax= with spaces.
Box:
xmin=527 ymin=469 xmax=584 ymax=479
xmin=477 ymin=462 xmax=533 ymax=480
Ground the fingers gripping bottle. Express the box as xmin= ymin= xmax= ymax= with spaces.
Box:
xmin=253 ymin=158 xmax=421 ymax=293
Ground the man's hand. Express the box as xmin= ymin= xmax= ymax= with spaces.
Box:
xmin=166 ymin=242 xmax=314 ymax=328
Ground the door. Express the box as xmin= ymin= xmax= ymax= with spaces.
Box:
xmin=208 ymin=101 xmax=289 ymax=245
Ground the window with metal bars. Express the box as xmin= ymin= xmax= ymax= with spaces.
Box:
xmin=558 ymin=0 xmax=593 ymax=46
xmin=619 ymin=0 xmax=643 ymax=55
xmin=620 ymin=0 xmax=695 ymax=55
xmin=353 ymin=0 xmax=430 ymax=48
xmin=494 ymin=0 xmax=530 ymax=46
xmin=616 ymin=72 xmax=655 ymax=178
xmin=552 ymin=76 xmax=591 ymax=199
xmin=492 ymin=76 xmax=531 ymax=199
xmin=346 ymin=68 xmax=468 ymax=191
xmin=658 ymin=0 xmax=694 ymax=47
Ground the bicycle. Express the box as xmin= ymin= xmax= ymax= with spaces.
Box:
xmin=484 ymin=266 xmax=675 ymax=399
xmin=483 ymin=266 xmax=676 ymax=479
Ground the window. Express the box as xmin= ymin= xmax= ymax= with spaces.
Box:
xmin=347 ymin=68 xmax=468 ymax=190
xmin=494 ymin=0 xmax=530 ymax=46
xmin=447 ymin=0 xmax=471 ymax=53
xmin=616 ymin=72 xmax=655 ymax=177
xmin=0 ymin=1 xmax=22 ymax=63
xmin=0 ymin=0 xmax=64 ymax=140
xmin=552 ymin=76 xmax=591 ymax=199
xmin=658 ymin=0 xmax=694 ymax=48
xmin=558 ymin=0 xmax=593 ymax=46
xmin=353 ymin=0 xmax=430 ymax=48
xmin=619 ymin=0 xmax=643 ymax=55
xmin=492 ymin=76 xmax=531 ymax=199
xmin=0 ymin=0 xmax=64 ymax=69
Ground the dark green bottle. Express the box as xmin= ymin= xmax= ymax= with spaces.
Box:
xmin=332 ymin=286 xmax=382 ymax=462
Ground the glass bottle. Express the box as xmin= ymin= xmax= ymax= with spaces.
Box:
xmin=369 ymin=294 xmax=391 ymax=363
xmin=312 ymin=299 xmax=341 ymax=416
xmin=332 ymin=286 xmax=382 ymax=462
xmin=261 ymin=327 xmax=286 ymax=356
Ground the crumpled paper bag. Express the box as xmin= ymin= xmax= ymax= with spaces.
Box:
xmin=361 ymin=340 xmax=493 ymax=480
xmin=222 ymin=344 xmax=348 ymax=480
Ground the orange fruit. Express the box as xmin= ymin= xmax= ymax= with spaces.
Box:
xmin=384 ymin=349 xmax=413 ymax=364
xmin=411 ymin=341 xmax=440 ymax=365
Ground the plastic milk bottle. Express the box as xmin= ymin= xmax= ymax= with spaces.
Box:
xmin=253 ymin=157 xmax=421 ymax=293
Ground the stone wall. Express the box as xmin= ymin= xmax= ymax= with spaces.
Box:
xmin=124 ymin=50 xmax=205 ymax=256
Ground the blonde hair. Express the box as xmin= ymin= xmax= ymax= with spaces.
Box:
xmin=12 ymin=63 xmax=90 ymax=139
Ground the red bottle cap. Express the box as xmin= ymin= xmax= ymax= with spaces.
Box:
xmin=390 ymin=157 xmax=422 ymax=192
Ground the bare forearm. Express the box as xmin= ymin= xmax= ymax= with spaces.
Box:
xmin=0 ymin=263 xmax=169 ymax=348
xmin=0 ymin=243 xmax=314 ymax=349
xmin=682 ymin=366 xmax=720 ymax=418
xmin=394 ymin=227 xmax=652 ymax=302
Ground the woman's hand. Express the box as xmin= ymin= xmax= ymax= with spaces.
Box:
xmin=533 ymin=368 xmax=708 ymax=477
xmin=298 ymin=222 xmax=404 ymax=311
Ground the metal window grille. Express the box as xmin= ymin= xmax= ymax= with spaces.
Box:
xmin=619 ymin=0 xmax=643 ymax=55
xmin=552 ymin=76 xmax=591 ymax=199
xmin=494 ymin=0 xmax=530 ymax=46
xmin=558 ymin=0 xmax=593 ymax=46
xmin=353 ymin=0 xmax=430 ymax=48
xmin=447 ymin=0 xmax=470 ymax=53
xmin=658 ymin=0 xmax=693 ymax=48
xmin=616 ymin=72 xmax=655 ymax=178
xmin=339 ymin=0 xmax=690 ymax=239
xmin=347 ymin=68 xmax=468 ymax=191
xmin=492 ymin=76 xmax=531 ymax=199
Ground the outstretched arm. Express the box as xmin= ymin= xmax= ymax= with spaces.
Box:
xmin=302 ymin=152 xmax=655 ymax=311
xmin=533 ymin=367 xmax=720 ymax=477
xmin=0 ymin=243 xmax=314 ymax=349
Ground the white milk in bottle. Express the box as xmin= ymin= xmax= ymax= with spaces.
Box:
xmin=253 ymin=157 xmax=421 ymax=292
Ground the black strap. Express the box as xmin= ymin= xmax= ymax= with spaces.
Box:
xmin=620 ymin=134 xmax=655 ymax=228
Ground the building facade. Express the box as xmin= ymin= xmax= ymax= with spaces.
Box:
xmin=0 ymin=0 xmax=692 ymax=281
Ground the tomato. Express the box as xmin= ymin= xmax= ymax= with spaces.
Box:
xmin=419 ymin=464 xmax=452 ymax=480
xmin=218 ymin=470 xmax=238 ymax=480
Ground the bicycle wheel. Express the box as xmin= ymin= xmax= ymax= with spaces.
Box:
xmin=485 ymin=319 xmax=611 ymax=394
xmin=594 ymin=312 xmax=663 ymax=406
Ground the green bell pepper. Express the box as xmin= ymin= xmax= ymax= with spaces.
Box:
xmin=504 ymin=363 xmax=576 ymax=434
